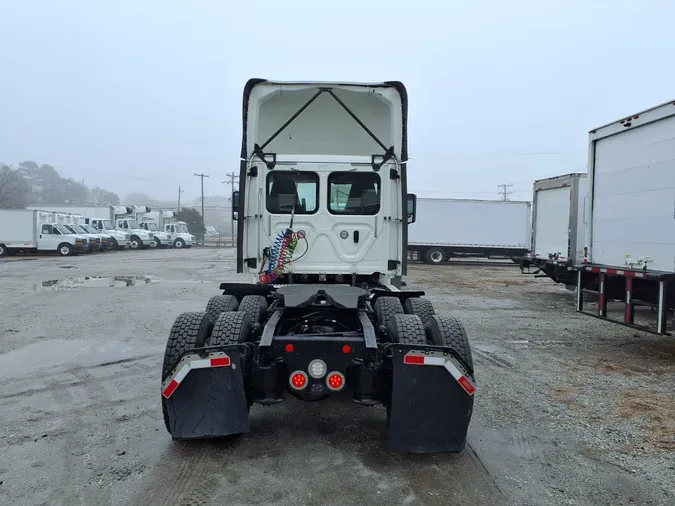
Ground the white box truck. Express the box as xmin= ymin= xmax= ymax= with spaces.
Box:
xmin=26 ymin=205 xmax=154 ymax=250
xmin=519 ymin=173 xmax=589 ymax=285
xmin=0 ymin=209 xmax=88 ymax=257
xmin=576 ymin=99 xmax=675 ymax=335
xmin=144 ymin=210 xmax=194 ymax=248
xmin=407 ymin=198 xmax=531 ymax=264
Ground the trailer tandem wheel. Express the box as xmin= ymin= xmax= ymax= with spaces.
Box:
xmin=403 ymin=297 xmax=435 ymax=325
xmin=425 ymin=314 xmax=473 ymax=369
xmin=205 ymin=295 xmax=239 ymax=321
xmin=161 ymin=312 xmax=215 ymax=433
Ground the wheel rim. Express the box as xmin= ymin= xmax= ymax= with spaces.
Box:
xmin=150 ymin=239 xmax=157 ymax=249
xmin=130 ymin=240 xmax=139 ymax=249
xmin=60 ymin=246 xmax=70 ymax=255
xmin=175 ymin=240 xmax=183 ymax=248
xmin=430 ymin=250 xmax=443 ymax=263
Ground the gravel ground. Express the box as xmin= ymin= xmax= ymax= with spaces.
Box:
xmin=0 ymin=248 xmax=673 ymax=505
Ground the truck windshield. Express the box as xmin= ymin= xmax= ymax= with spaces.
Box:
xmin=146 ymin=223 xmax=159 ymax=231
xmin=56 ymin=224 xmax=74 ymax=234
xmin=102 ymin=220 xmax=114 ymax=231
xmin=127 ymin=220 xmax=139 ymax=229
xmin=328 ymin=172 xmax=381 ymax=215
xmin=178 ymin=224 xmax=189 ymax=233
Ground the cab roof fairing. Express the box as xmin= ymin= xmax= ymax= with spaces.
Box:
xmin=239 ymin=79 xmax=409 ymax=163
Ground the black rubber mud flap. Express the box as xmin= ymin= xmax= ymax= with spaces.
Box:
xmin=165 ymin=350 xmax=249 ymax=439
xmin=387 ymin=347 xmax=474 ymax=453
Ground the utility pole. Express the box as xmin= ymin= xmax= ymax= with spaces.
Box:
xmin=498 ymin=183 xmax=513 ymax=201
xmin=177 ymin=185 xmax=184 ymax=213
xmin=194 ymin=173 xmax=209 ymax=244
xmin=224 ymin=172 xmax=239 ymax=247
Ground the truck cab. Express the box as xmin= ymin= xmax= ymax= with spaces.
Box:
xmin=234 ymin=81 xmax=415 ymax=287
xmin=36 ymin=215 xmax=88 ymax=255
xmin=84 ymin=217 xmax=131 ymax=249
xmin=138 ymin=220 xmax=173 ymax=248
xmin=164 ymin=220 xmax=194 ymax=248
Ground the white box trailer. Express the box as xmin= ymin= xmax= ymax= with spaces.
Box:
xmin=519 ymin=173 xmax=589 ymax=285
xmin=0 ymin=209 xmax=88 ymax=256
xmin=576 ymin=99 xmax=675 ymax=334
xmin=408 ymin=198 xmax=531 ymax=264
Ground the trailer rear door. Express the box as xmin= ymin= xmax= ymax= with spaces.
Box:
xmin=533 ymin=186 xmax=571 ymax=260
xmin=591 ymin=110 xmax=675 ymax=272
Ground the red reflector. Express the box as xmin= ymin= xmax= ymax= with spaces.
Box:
xmin=210 ymin=356 xmax=231 ymax=367
xmin=291 ymin=373 xmax=306 ymax=388
xmin=403 ymin=355 xmax=425 ymax=365
xmin=162 ymin=379 xmax=179 ymax=399
xmin=342 ymin=345 xmax=351 ymax=354
xmin=458 ymin=376 xmax=476 ymax=395
xmin=285 ymin=343 xmax=295 ymax=353
xmin=328 ymin=373 xmax=343 ymax=389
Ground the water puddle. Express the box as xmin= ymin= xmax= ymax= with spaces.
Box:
xmin=33 ymin=275 xmax=155 ymax=291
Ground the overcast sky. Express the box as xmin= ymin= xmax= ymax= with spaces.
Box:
xmin=1 ymin=0 xmax=674 ymax=203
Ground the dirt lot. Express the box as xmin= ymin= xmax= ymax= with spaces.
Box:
xmin=0 ymin=249 xmax=673 ymax=505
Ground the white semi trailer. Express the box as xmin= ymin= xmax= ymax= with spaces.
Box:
xmin=407 ymin=198 xmax=531 ymax=264
xmin=576 ymin=99 xmax=675 ymax=335
xmin=0 ymin=209 xmax=88 ymax=256
xmin=519 ymin=173 xmax=589 ymax=285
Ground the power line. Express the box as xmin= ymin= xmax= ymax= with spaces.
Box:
xmin=498 ymin=183 xmax=513 ymax=201
xmin=194 ymin=173 xmax=209 ymax=243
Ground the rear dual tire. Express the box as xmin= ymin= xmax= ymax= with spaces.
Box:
xmin=162 ymin=312 xmax=215 ymax=434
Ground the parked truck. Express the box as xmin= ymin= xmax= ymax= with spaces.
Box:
xmin=407 ymin=198 xmax=531 ymax=264
xmin=145 ymin=211 xmax=194 ymax=248
xmin=519 ymin=173 xmax=589 ymax=285
xmin=0 ymin=209 xmax=88 ymax=256
xmin=26 ymin=205 xmax=152 ymax=250
xmin=160 ymin=79 xmax=475 ymax=453
xmin=576 ymin=99 xmax=675 ymax=335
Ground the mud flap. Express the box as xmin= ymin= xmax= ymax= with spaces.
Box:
xmin=387 ymin=347 xmax=474 ymax=453
xmin=163 ymin=350 xmax=249 ymax=439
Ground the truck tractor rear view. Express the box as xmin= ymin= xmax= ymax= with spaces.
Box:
xmin=161 ymin=79 xmax=476 ymax=453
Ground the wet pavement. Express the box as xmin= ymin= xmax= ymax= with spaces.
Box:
xmin=0 ymin=248 xmax=673 ymax=506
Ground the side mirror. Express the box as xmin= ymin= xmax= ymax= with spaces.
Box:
xmin=232 ymin=191 xmax=239 ymax=221
xmin=406 ymin=193 xmax=417 ymax=224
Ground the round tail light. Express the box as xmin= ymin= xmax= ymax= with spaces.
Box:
xmin=326 ymin=372 xmax=345 ymax=391
xmin=289 ymin=371 xmax=308 ymax=390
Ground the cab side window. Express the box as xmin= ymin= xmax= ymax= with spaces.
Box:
xmin=41 ymin=224 xmax=53 ymax=234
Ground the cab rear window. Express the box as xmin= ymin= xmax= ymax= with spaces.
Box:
xmin=328 ymin=172 xmax=380 ymax=215
xmin=266 ymin=171 xmax=318 ymax=214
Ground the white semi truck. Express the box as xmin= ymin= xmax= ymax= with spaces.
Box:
xmin=0 ymin=209 xmax=88 ymax=256
xmin=407 ymin=198 xmax=531 ymax=264
xmin=26 ymin=205 xmax=153 ymax=250
xmin=161 ymin=79 xmax=476 ymax=454
xmin=144 ymin=210 xmax=194 ymax=248
xmin=519 ymin=173 xmax=589 ymax=285
xmin=576 ymin=99 xmax=675 ymax=335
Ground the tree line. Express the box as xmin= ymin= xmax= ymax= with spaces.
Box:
xmin=0 ymin=160 xmax=121 ymax=209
